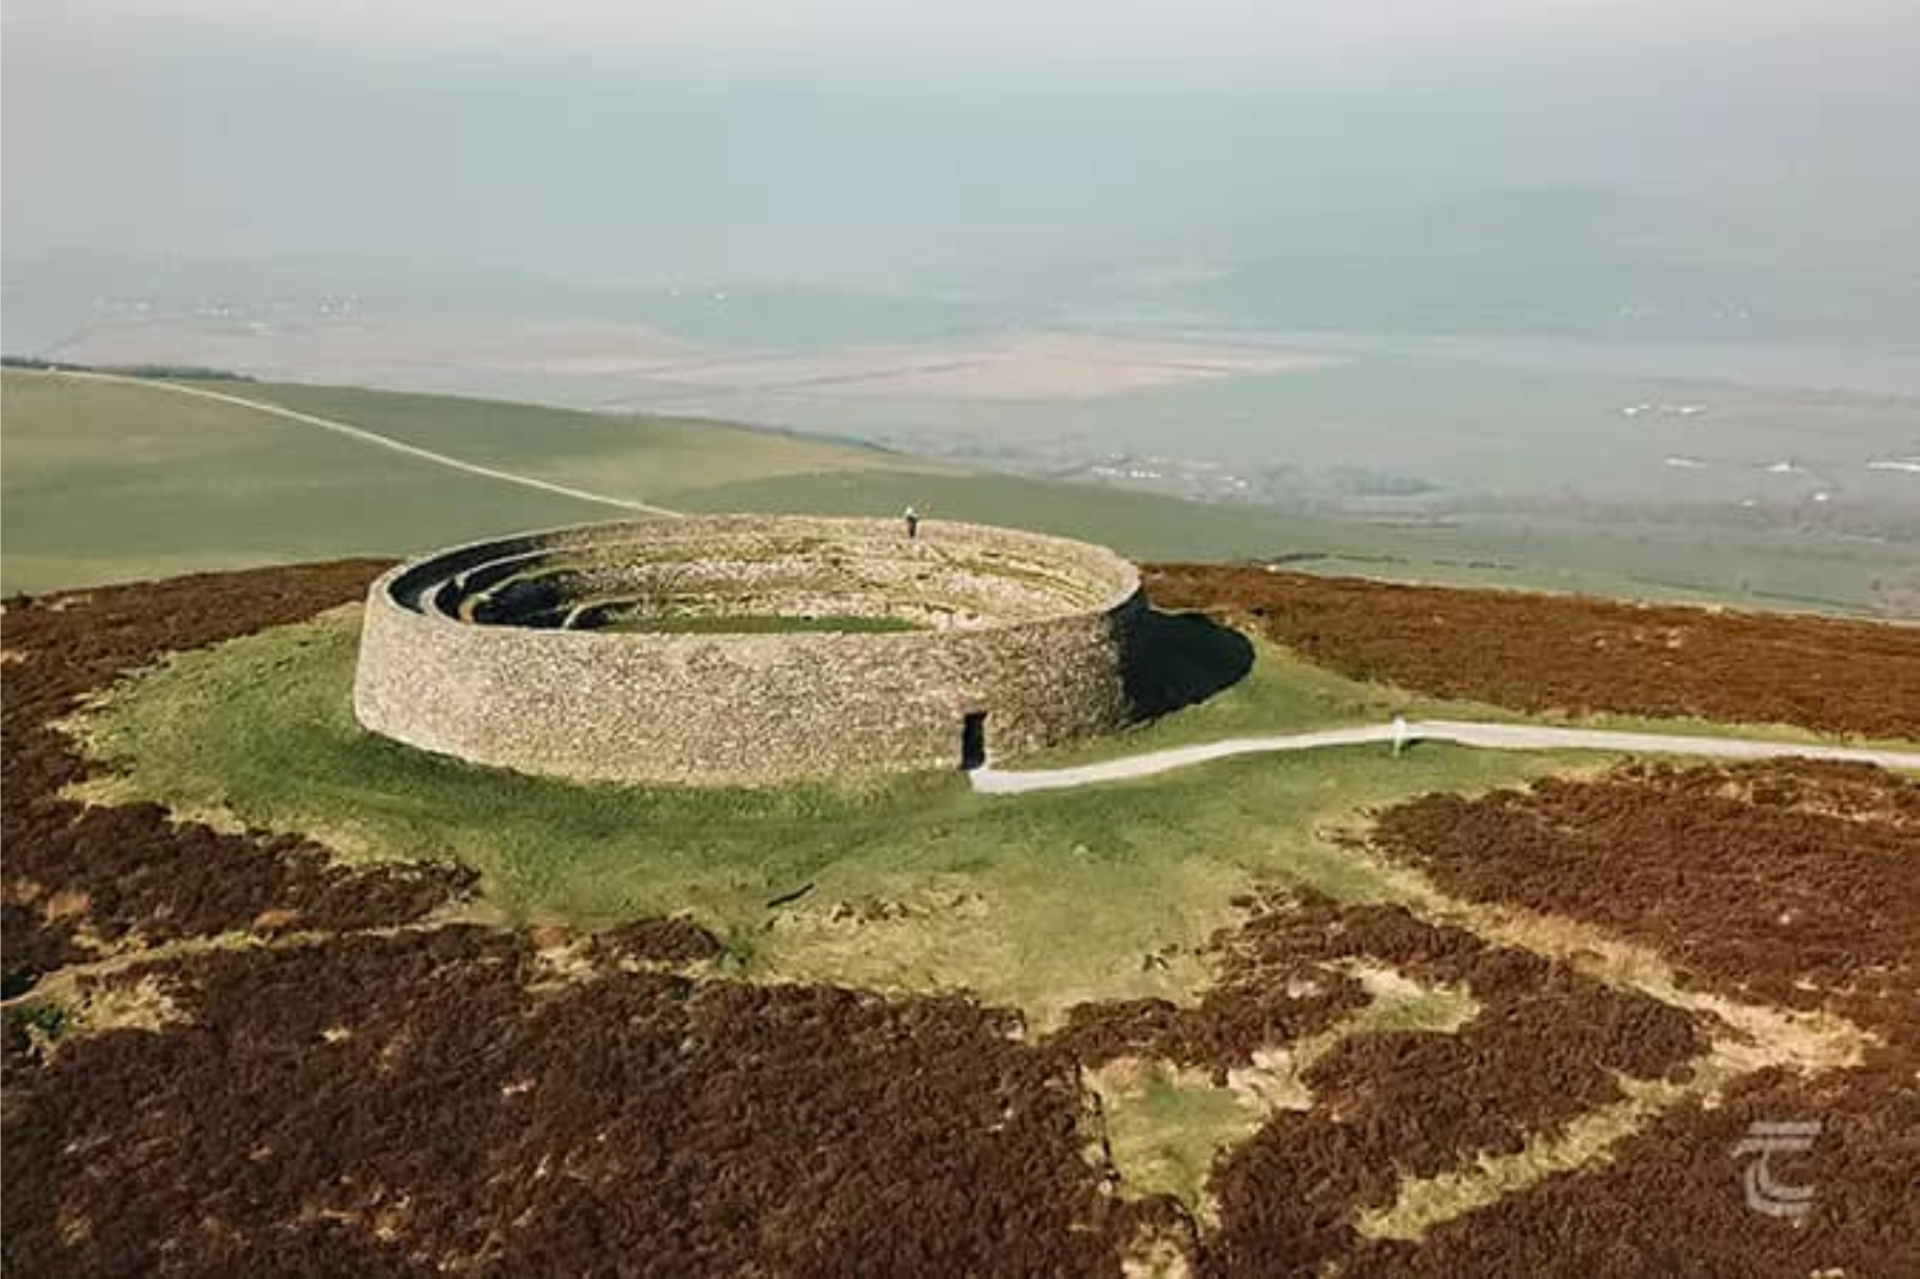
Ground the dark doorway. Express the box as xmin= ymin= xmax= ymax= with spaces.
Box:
xmin=960 ymin=711 xmax=989 ymax=771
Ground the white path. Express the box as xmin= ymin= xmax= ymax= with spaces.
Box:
xmin=970 ymin=719 xmax=1920 ymax=794
xmin=58 ymin=370 xmax=683 ymax=517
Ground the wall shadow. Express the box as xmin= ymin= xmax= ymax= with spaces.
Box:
xmin=1124 ymin=608 xmax=1256 ymax=720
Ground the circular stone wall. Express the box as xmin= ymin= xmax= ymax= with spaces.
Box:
xmin=353 ymin=516 xmax=1147 ymax=785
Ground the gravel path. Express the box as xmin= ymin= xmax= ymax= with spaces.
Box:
xmin=970 ymin=719 xmax=1920 ymax=794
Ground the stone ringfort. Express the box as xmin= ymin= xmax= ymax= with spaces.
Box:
xmin=353 ymin=515 xmax=1148 ymax=785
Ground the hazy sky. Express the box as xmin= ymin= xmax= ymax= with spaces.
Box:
xmin=6 ymin=0 xmax=1919 ymax=287
xmin=0 ymin=1 xmax=1695 ymax=58
xmin=8 ymin=0 xmax=1911 ymax=61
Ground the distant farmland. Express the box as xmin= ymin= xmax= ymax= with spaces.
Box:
xmin=3 ymin=369 xmax=1912 ymax=613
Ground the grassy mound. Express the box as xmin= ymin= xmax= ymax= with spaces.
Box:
xmin=70 ymin=610 xmax=1570 ymax=1026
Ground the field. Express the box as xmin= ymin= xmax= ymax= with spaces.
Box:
xmin=597 ymin=612 xmax=927 ymax=634
xmin=3 ymin=561 xmax=1914 ymax=1275
xmin=605 ymin=346 xmax=1920 ymax=616
xmin=0 ymin=370 xmax=1597 ymax=601
xmin=0 ymin=371 xmax=915 ymax=594
xmin=7 ymin=369 xmax=1911 ymax=612
xmin=667 ymin=469 xmax=1917 ymax=614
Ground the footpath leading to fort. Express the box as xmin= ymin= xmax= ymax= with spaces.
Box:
xmin=970 ymin=718 xmax=1920 ymax=793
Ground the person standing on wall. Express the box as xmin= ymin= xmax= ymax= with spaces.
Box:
xmin=904 ymin=505 xmax=920 ymax=539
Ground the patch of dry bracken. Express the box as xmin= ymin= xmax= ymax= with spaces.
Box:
xmin=4 ymin=561 xmax=1915 ymax=1276
xmin=1146 ymin=564 xmax=1920 ymax=738
xmin=1332 ymin=760 xmax=1920 ymax=1277
xmin=1369 ymin=760 xmax=1920 ymax=1037
xmin=0 ymin=562 xmax=475 ymax=998
xmin=4 ymin=929 xmax=1146 ymax=1277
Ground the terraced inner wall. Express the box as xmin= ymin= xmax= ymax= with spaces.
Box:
xmin=354 ymin=516 xmax=1146 ymax=784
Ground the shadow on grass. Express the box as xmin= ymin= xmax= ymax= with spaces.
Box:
xmin=1126 ymin=609 xmax=1256 ymax=720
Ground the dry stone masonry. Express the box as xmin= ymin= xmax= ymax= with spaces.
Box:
xmin=354 ymin=516 xmax=1148 ymax=785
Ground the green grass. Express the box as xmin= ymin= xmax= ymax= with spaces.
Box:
xmin=596 ymin=613 xmax=926 ymax=635
xmin=13 ymin=1001 xmax=69 ymax=1042
xmin=0 ymin=372 xmax=600 ymax=592
xmin=71 ymin=613 xmax=1578 ymax=1027
xmin=0 ymin=371 xmax=911 ymax=595
xmin=222 ymin=381 xmax=922 ymax=497
xmin=1030 ymin=631 xmax=1497 ymax=767
xmin=1088 ymin=1062 xmax=1265 ymax=1217
xmin=1087 ymin=978 xmax=1478 ymax=1217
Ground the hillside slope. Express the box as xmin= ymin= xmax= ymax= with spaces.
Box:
xmin=5 ymin=370 xmax=1907 ymax=613
xmin=0 ymin=372 xmax=907 ymax=592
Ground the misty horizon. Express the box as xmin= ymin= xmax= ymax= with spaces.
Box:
xmin=7 ymin=0 xmax=1920 ymax=323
